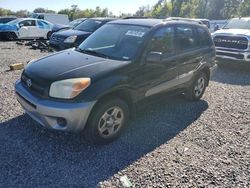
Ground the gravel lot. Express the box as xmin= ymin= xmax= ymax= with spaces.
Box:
xmin=0 ymin=41 xmax=249 ymax=187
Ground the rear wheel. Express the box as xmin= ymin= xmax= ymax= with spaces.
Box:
xmin=185 ymin=72 xmax=208 ymax=101
xmin=84 ymin=97 xmax=129 ymax=144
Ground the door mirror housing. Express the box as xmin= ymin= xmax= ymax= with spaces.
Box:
xmin=19 ymin=24 xmax=24 ymax=28
xmin=146 ymin=51 xmax=163 ymax=63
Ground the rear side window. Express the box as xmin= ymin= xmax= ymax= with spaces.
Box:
xmin=150 ymin=26 xmax=175 ymax=55
xmin=196 ymin=27 xmax=213 ymax=47
xmin=37 ymin=20 xmax=50 ymax=29
xmin=175 ymin=25 xmax=196 ymax=51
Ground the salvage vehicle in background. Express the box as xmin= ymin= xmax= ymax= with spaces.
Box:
xmin=193 ymin=19 xmax=210 ymax=29
xmin=0 ymin=18 xmax=53 ymax=40
xmin=31 ymin=13 xmax=69 ymax=25
xmin=15 ymin=18 xmax=217 ymax=144
xmin=212 ymin=17 xmax=250 ymax=62
xmin=51 ymin=18 xmax=87 ymax=37
xmin=0 ymin=16 xmax=17 ymax=24
xmin=49 ymin=17 xmax=115 ymax=50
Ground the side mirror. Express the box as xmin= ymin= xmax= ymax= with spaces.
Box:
xmin=19 ymin=24 xmax=24 ymax=28
xmin=146 ymin=51 xmax=162 ymax=63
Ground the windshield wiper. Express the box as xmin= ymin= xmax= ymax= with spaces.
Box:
xmin=76 ymin=48 xmax=109 ymax=58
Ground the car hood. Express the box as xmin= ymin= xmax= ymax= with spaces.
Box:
xmin=0 ymin=23 xmax=18 ymax=31
xmin=24 ymin=49 xmax=130 ymax=83
xmin=214 ymin=29 xmax=250 ymax=36
xmin=54 ymin=29 xmax=91 ymax=37
xmin=52 ymin=24 xmax=70 ymax=31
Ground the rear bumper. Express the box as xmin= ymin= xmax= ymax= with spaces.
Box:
xmin=209 ymin=64 xmax=218 ymax=77
xmin=15 ymin=80 xmax=96 ymax=132
xmin=215 ymin=48 xmax=250 ymax=62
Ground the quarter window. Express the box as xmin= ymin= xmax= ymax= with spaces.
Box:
xmin=175 ymin=25 xmax=196 ymax=51
xmin=150 ymin=26 xmax=175 ymax=54
xmin=196 ymin=27 xmax=212 ymax=46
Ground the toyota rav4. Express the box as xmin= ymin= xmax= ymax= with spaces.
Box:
xmin=15 ymin=18 xmax=217 ymax=144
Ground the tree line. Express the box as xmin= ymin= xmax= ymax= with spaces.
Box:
xmin=0 ymin=0 xmax=249 ymax=20
xmin=136 ymin=0 xmax=250 ymax=19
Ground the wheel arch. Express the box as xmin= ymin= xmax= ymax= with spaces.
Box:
xmin=200 ymin=67 xmax=210 ymax=86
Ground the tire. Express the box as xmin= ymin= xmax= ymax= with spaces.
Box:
xmin=84 ymin=97 xmax=129 ymax=144
xmin=185 ymin=72 xmax=208 ymax=101
xmin=47 ymin=31 xmax=52 ymax=39
xmin=6 ymin=32 xmax=17 ymax=41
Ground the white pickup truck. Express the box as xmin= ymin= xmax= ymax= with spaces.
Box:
xmin=212 ymin=17 xmax=250 ymax=62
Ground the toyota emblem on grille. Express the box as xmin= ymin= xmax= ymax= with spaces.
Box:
xmin=26 ymin=79 xmax=32 ymax=87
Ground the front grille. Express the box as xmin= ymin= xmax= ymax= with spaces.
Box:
xmin=21 ymin=73 xmax=47 ymax=96
xmin=216 ymin=51 xmax=244 ymax=60
xmin=214 ymin=36 xmax=248 ymax=50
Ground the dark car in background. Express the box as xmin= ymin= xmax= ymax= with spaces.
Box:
xmin=50 ymin=18 xmax=87 ymax=37
xmin=49 ymin=18 xmax=115 ymax=50
xmin=0 ymin=16 xmax=17 ymax=24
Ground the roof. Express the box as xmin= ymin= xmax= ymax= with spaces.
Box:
xmin=88 ymin=17 xmax=117 ymax=22
xmin=109 ymin=19 xmax=163 ymax=27
xmin=109 ymin=18 xmax=205 ymax=28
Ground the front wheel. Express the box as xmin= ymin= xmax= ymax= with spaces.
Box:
xmin=84 ymin=97 xmax=129 ymax=144
xmin=6 ymin=32 xmax=17 ymax=41
xmin=185 ymin=72 xmax=208 ymax=101
xmin=47 ymin=31 xmax=52 ymax=39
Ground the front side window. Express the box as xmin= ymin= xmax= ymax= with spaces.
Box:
xmin=19 ymin=20 xmax=36 ymax=27
xmin=78 ymin=24 xmax=150 ymax=60
xmin=74 ymin=19 xmax=102 ymax=32
xmin=149 ymin=26 xmax=175 ymax=55
xmin=175 ymin=25 xmax=196 ymax=51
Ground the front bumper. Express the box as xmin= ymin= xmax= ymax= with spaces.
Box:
xmin=15 ymin=80 xmax=96 ymax=132
xmin=215 ymin=47 xmax=250 ymax=62
xmin=49 ymin=40 xmax=74 ymax=51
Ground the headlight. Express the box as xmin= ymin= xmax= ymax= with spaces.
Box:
xmin=49 ymin=78 xmax=91 ymax=99
xmin=64 ymin=35 xmax=77 ymax=43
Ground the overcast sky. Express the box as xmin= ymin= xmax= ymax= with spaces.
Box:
xmin=0 ymin=0 xmax=158 ymax=15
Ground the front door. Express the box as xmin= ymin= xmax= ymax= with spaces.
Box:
xmin=18 ymin=20 xmax=37 ymax=39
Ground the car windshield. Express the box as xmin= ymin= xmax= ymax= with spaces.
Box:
xmin=223 ymin=18 xmax=250 ymax=29
xmin=74 ymin=19 xmax=102 ymax=32
xmin=7 ymin=18 xmax=21 ymax=25
xmin=69 ymin=19 xmax=84 ymax=27
xmin=77 ymin=24 xmax=150 ymax=61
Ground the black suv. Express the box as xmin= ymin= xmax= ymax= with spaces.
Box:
xmin=15 ymin=19 xmax=217 ymax=144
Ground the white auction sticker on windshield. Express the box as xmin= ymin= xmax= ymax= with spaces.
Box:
xmin=126 ymin=30 xmax=145 ymax=37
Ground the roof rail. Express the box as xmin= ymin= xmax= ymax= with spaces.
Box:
xmin=123 ymin=16 xmax=150 ymax=19
xmin=165 ymin=17 xmax=203 ymax=24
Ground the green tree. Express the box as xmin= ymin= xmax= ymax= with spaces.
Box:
xmin=0 ymin=8 xmax=13 ymax=16
xmin=15 ymin=10 xmax=28 ymax=17
xmin=238 ymin=0 xmax=250 ymax=16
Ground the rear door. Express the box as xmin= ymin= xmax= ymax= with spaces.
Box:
xmin=142 ymin=26 xmax=179 ymax=97
xmin=37 ymin=20 xmax=51 ymax=38
xmin=174 ymin=24 xmax=203 ymax=78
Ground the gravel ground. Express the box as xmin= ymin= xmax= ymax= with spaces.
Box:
xmin=0 ymin=42 xmax=249 ymax=187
